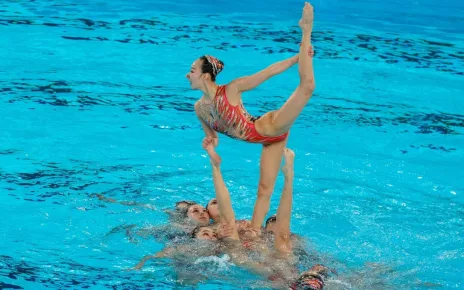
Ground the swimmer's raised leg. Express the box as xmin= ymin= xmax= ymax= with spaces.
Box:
xmin=255 ymin=2 xmax=316 ymax=136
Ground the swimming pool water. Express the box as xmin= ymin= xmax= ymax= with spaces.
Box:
xmin=0 ymin=0 xmax=463 ymax=289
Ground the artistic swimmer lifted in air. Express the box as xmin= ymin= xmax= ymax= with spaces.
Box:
xmin=186 ymin=2 xmax=316 ymax=231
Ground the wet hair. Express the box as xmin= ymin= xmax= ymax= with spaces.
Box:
xmin=191 ymin=225 xmax=210 ymax=239
xmin=265 ymin=215 xmax=277 ymax=228
xmin=175 ymin=200 xmax=196 ymax=210
xmin=174 ymin=201 xmax=197 ymax=217
xmin=200 ymin=56 xmax=224 ymax=82
xmin=205 ymin=198 xmax=215 ymax=211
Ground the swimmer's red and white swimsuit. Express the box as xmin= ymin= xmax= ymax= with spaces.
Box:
xmin=196 ymin=85 xmax=288 ymax=144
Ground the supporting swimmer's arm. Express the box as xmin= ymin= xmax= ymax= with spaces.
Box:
xmin=212 ymin=167 xmax=237 ymax=225
xmin=194 ymin=101 xmax=219 ymax=147
xmin=204 ymin=138 xmax=239 ymax=240
xmin=228 ymin=55 xmax=298 ymax=93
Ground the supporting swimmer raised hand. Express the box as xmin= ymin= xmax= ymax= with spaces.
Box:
xmin=202 ymin=136 xmax=222 ymax=167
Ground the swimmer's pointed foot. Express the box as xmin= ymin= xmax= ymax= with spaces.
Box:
xmin=298 ymin=2 xmax=314 ymax=32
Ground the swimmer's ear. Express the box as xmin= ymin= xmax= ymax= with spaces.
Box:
xmin=201 ymin=72 xmax=211 ymax=81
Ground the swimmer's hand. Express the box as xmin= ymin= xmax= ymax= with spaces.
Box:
xmin=282 ymin=148 xmax=295 ymax=178
xmin=212 ymin=137 xmax=219 ymax=147
xmin=291 ymin=55 xmax=299 ymax=65
xmin=202 ymin=137 xmax=222 ymax=167
xmin=294 ymin=46 xmax=315 ymax=64
xmin=127 ymin=250 xmax=171 ymax=271
xmin=127 ymin=254 xmax=156 ymax=271
xmin=237 ymin=220 xmax=262 ymax=239
xmin=217 ymin=222 xmax=234 ymax=239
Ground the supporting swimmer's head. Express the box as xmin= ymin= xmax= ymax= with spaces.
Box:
xmin=175 ymin=200 xmax=197 ymax=211
xmin=206 ymin=198 xmax=220 ymax=223
xmin=185 ymin=204 xmax=210 ymax=225
xmin=186 ymin=55 xmax=224 ymax=89
xmin=191 ymin=225 xmax=218 ymax=241
xmin=166 ymin=200 xmax=198 ymax=220
xmin=293 ymin=264 xmax=330 ymax=290
xmin=265 ymin=215 xmax=277 ymax=233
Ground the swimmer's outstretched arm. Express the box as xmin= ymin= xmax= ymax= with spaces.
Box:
xmin=203 ymin=137 xmax=239 ymax=241
xmin=228 ymin=55 xmax=298 ymax=93
xmin=130 ymin=247 xmax=175 ymax=270
xmin=131 ymin=254 xmax=157 ymax=270
xmin=274 ymin=148 xmax=295 ymax=255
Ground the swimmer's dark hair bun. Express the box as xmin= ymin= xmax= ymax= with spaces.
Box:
xmin=201 ymin=55 xmax=224 ymax=81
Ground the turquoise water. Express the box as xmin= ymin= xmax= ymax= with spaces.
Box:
xmin=1 ymin=0 xmax=463 ymax=289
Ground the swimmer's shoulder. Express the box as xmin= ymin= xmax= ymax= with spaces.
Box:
xmin=223 ymin=83 xmax=242 ymax=106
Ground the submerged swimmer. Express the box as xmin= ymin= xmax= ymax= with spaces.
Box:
xmin=101 ymin=198 xmax=212 ymax=243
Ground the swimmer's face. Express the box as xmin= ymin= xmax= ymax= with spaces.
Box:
xmin=187 ymin=204 xmax=210 ymax=225
xmin=186 ymin=60 xmax=204 ymax=90
xmin=195 ymin=226 xmax=218 ymax=241
xmin=207 ymin=198 xmax=220 ymax=222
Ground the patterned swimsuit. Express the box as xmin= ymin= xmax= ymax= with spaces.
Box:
xmin=196 ymin=85 xmax=288 ymax=144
